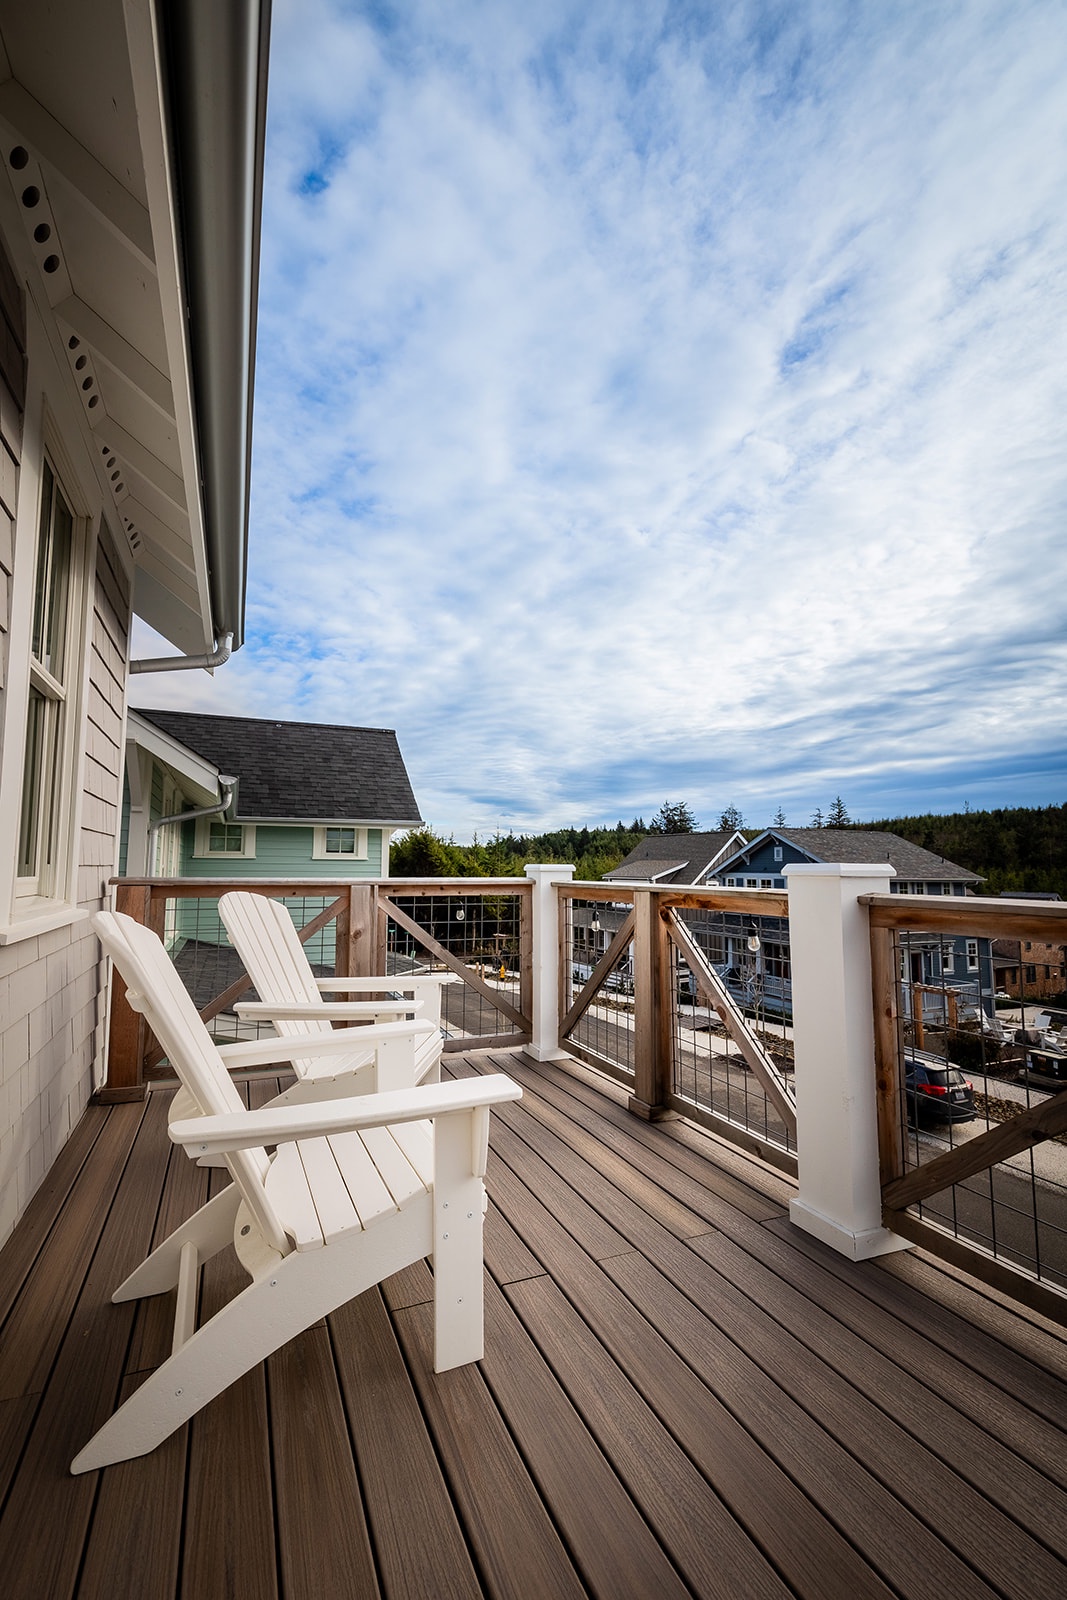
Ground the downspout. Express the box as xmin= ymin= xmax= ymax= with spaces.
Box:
xmin=129 ymin=632 xmax=234 ymax=675
xmin=147 ymin=775 xmax=237 ymax=874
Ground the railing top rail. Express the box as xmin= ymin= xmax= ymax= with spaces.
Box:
xmin=557 ymin=881 xmax=789 ymax=916
xmin=110 ymin=875 xmax=532 ymax=894
xmin=861 ymin=891 xmax=1067 ymax=942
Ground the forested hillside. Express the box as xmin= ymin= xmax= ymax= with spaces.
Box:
xmin=389 ymin=822 xmax=646 ymax=881
xmin=859 ymin=803 xmax=1067 ymax=898
xmin=390 ymin=802 xmax=1066 ymax=891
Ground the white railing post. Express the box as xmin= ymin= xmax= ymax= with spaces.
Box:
xmin=525 ymin=863 xmax=575 ymax=1061
xmin=784 ymin=862 xmax=910 ymax=1260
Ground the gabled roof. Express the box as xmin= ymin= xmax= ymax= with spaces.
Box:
xmin=134 ymin=709 xmax=422 ymax=826
xmin=715 ymin=828 xmax=981 ymax=885
xmin=604 ymin=831 xmax=746 ymax=885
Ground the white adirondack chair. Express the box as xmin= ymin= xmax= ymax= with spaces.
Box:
xmin=219 ymin=890 xmax=447 ymax=1091
xmin=72 ymin=910 xmax=520 ymax=1475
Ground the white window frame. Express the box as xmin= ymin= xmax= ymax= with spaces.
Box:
xmin=192 ymin=817 xmax=257 ymax=859
xmin=312 ymin=825 xmax=369 ymax=861
xmin=773 ymin=845 xmax=783 ymax=862
xmin=966 ymin=939 xmax=980 ymax=973
xmin=941 ymin=942 xmax=955 ymax=976
xmin=15 ymin=452 xmax=88 ymax=906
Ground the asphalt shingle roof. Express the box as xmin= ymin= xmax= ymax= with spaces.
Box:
xmin=135 ymin=709 xmax=422 ymax=825
xmin=747 ymin=829 xmax=981 ymax=883
xmin=604 ymin=831 xmax=740 ymax=885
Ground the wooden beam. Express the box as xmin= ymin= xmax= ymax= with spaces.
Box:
xmin=381 ymin=897 xmax=529 ymax=1033
xmin=870 ymin=924 xmax=904 ymax=1186
xmin=881 ymin=1208 xmax=1067 ymax=1329
xmin=665 ymin=909 xmax=797 ymax=1136
xmin=863 ymin=894 xmax=1067 ymax=944
xmin=559 ymin=911 xmax=636 ymax=1039
xmin=630 ymin=893 xmax=672 ymax=1120
xmin=882 ymin=1088 xmax=1067 ymax=1213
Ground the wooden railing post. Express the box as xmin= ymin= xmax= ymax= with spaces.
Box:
xmin=871 ymin=924 xmax=905 ymax=1188
xmin=629 ymin=889 xmax=672 ymax=1121
xmin=524 ymin=864 xmax=574 ymax=1060
xmin=785 ymin=863 xmax=909 ymax=1260
xmin=345 ymin=883 xmax=379 ymax=977
xmin=98 ymin=881 xmax=151 ymax=1102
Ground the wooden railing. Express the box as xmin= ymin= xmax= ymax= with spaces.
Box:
xmin=865 ymin=892 xmax=1067 ymax=1323
xmin=101 ymin=876 xmax=533 ymax=1099
xmin=557 ymin=881 xmax=797 ymax=1170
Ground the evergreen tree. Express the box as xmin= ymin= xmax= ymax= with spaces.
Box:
xmin=810 ymin=807 xmax=824 ymax=828
xmin=826 ymin=795 xmax=851 ymax=826
xmin=772 ymin=806 xmax=787 ymax=827
xmin=717 ymin=804 xmax=744 ymax=830
xmin=648 ymin=800 xmax=697 ymax=834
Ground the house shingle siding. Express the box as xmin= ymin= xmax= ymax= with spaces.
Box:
xmin=135 ymin=710 xmax=422 ymax=825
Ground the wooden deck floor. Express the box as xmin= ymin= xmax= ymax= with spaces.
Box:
xmin=2 ymin=1049 xmax=1067 ymax=1600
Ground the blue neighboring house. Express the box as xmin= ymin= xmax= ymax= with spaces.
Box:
xmin=707 ymin=828 xmax=990 ymax=1021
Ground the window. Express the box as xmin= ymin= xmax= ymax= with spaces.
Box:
xmin=773 ymin=845 xmax=783 ymax=863
xmin=192 ymin=817 xmax=256 ymax=858
xmin=17 ymin=461 xmax=76 ymax=898
xmin=312 ymin=825 xmax=368 ymax=860
xmin=1025 ymin=965 xmax=1037 ymax=984
xmin=966 ymin=939 xmax=979 ymax=972
xmin=941 ymin=943 xmax=955 ymax=975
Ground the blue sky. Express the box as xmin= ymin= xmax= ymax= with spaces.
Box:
xmin=133 ymin=0 xmax=1067 ymax=838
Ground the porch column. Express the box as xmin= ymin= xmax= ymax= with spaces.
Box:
xmin=525 ymin=863 xmax=575 ymax=1061
xmin=785 ymin=862 xmax=910 ymax=1260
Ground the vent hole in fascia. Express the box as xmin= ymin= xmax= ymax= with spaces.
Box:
xmin=70 ymin=336 xmax=80 ymax=351
xmin=9 ymin=146 xmax=29 ymax=170
xmin=87 ymin=394 xmax=99 ymax=408
xmin=75 ymin=354 xmax=87 ymax=371
xmin=43 ymin=254 xmax=60 ymax=273
xmin=21 ymin=185 xmax=40 ymax=208
xmin=33 ymin=222 xmax=50 ymax=244
xmin=81 ymin=376 xmax=93 ymax=391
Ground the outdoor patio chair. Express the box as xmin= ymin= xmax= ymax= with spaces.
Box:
xmin=219 ymin=890 xmax=447 ymax=1090
xmin=72 ymin=910 xmax=520 ymax=1474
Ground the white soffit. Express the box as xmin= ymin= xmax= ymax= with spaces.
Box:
xmin=0 ymin=0 xmax=214 ymax=653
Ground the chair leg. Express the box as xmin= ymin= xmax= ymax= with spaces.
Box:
xmin=432 ymin=1115 xmax=487 ymax=1372
xmin=112 ymin=1184 xmax=242 ymax=1301
xmin=72 ymin=1203 xmax=431 ymax=1473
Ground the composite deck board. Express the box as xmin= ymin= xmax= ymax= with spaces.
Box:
xmin=473 ymin=1081 xmax=985 ymax=1599
xmin=484 ymin=1053 xmax=1067 ymax=1499
xmin=0 ymin=1050 xmax=1063 ymax=1598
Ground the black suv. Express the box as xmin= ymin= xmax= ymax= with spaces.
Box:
xmin=904 ymin=1054 xmax=976 ymax=1125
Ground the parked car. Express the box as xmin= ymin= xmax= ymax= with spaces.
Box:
xmin=904 ymin=1054 xmax=976 ymax=1125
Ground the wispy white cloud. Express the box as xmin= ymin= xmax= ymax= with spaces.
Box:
xmin=133 ymin=0 xmax=1067 ymax=835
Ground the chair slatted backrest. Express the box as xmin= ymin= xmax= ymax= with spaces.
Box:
xmin=219 ymin=893 xmax=335 ymax=1053
xmin=93 ymin=912 xmax=291 ymax=1255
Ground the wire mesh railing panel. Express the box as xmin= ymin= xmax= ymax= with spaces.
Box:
xmin=891 ymin=925 xmax=1067 ymax=1294
xmin=670 ymin=906 xmax=795 ymax=1155
xmin=563 ymin=897 xmax=636 ymax=1078
xmin=383 ymin=890 xmax=526 ymax=1044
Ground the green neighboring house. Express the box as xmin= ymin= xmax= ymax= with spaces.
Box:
xmin=121 ymin=708 xmax=422 ymax=960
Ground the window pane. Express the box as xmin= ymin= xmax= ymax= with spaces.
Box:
xmin=43 ymin=490 xmax=73 ymax=678
xmin=18 ymin=689 xmax=46 ymax=876
xmin=325 ymin=827 xmax=355 ymax=853
xmin=30 ymin=463 xmax=54 ymax=664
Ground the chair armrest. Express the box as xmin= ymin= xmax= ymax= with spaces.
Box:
xmin=314 ymin=975 xmax=452 ymax=992
xmin=170 ymin=1073 xmax=522 ymax=1155
xmin=215 ymin=1018 xmax=435 ymax=1070
xmin=234 ymin=999 xmax=422 ymax=1020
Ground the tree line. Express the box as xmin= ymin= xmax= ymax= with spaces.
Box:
xmin=389 ymin=800 xmax=1065 ymax=892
